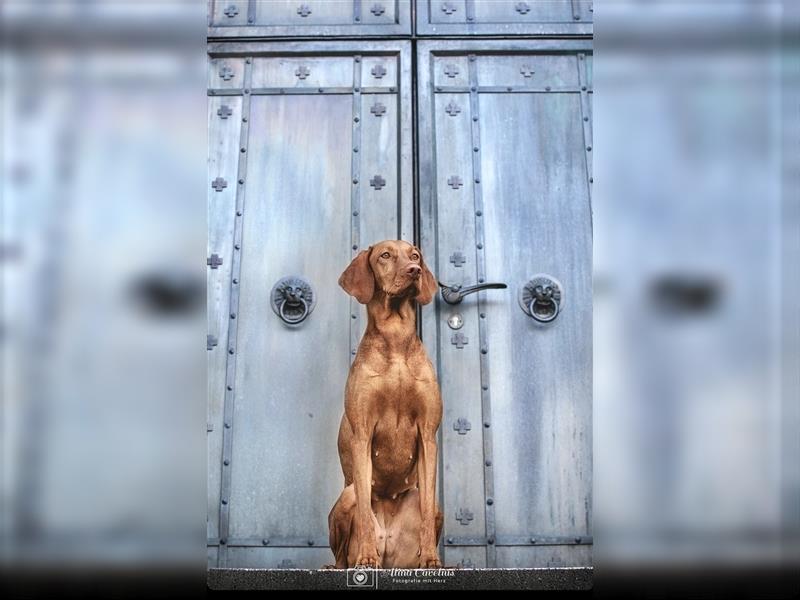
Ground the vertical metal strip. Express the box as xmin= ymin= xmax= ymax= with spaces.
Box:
xmin=217 ymin=55 xmax=253 ymax=568
xmin=353 ymin=0 xmax=362 ymax=23
xmin=569 ymin=0 xmax=580 ymax=21
xmin=576 ymin=53 xmax=593 ymax=203
xmin=247 ymin=0 xmax=256 ymax=25
xmin=465 ymin=0 xmax=476 ymax=24
xmin=468 ymin=54 xmax=497 ymax=568
xmin=350 ymin=56 xmax=363 ymax=363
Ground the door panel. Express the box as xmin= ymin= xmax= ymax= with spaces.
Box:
xmin=418 ymin=40 xmax=593 ymax=568
xmin=207 ymin=41 xmax=413 ymax=568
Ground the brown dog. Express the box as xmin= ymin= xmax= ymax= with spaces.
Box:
xmin=328 ymin=240 xmax=443 ymax=568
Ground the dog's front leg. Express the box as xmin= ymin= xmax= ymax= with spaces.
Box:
xmin=350 ymin=425 xmax=381 ymax=567
xmin=416 ymin=424 xmax=442 ymax=568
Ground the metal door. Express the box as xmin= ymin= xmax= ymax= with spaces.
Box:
xmin=207 ymin=41 xmax=413 ymax=568
xmin=418 ymin=40 xmax=593 ymax=568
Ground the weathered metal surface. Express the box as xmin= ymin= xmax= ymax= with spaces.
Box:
xmin=208 ymin=0 xmax=410 ymax=38
xmin=207 ymin=41 xmax=412 ymax=569
xmin=417 ymin=40 xmax=592 ymax=569
xmin=417 ymin=0 xmax=592 ymax=36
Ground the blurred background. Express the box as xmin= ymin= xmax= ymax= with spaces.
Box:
xmin=1 ymin=0 xmax=797 ymax=594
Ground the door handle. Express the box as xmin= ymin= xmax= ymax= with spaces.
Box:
xmin=270 ymin=276 xmax=316 ymax=325
xmin=438 ymin=281 xmax=508 ymax=305
xmin=519 ymin=274 xmax=564 ymax=323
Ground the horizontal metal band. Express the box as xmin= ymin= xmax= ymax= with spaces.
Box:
xmin=208 ymin=534 xmax=593 ymax=548
xmin=208 ymin=87 xmax=398 ymax=96
xmin=433 ymin=86 xmax=588 ymax=94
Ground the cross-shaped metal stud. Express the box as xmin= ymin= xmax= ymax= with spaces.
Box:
xmin=441 ymin=2 xmax=457 ymax=15
xmin=211 ymin=177 xmax=227 ymax=192
xmin=444 ymin=64 xmax=459 ymax=78
xmin=445 ymin=102 xmax=461 ymax=116
xmin=454 ymin=418 xmax=472 ymax=435
xmin=277 ymin=559 xmax=295 ymax=568
xmin=455 ymin=508 xmax=474 ymax=525
xmin=295 ymin=65 xmax=310 ymax=79
xmin=451 ymin=332 xmax=468 ymax=349
xmin=207 ymin=335 xmax=218 ymax=350
xmin=370 ymin=102 xmax=386 ymax=117
xmin=370 ymin=3 xmax=385 ymax=16
xmin=515 ymin=1 xmax=531 ymax=14
xmin=297 ymin=4 xmax=311 ymax=17
xmin=217 ymin=105 xmax=232 ymax=119
xmin=371 ymin=64 xmax=387 ymax=79
xmin=370 ymin=175 xmax=386 ymax=190
xmin=448 ymin=176 xmax=463 ymax=189
xmin=450 ymin=252 xmax=466 ymax=267
xmin=520 ymin=65 xmax=535 ymax=78
xmin=223 ymin=4 xmax=239 ymax=17
xmin=207 ymin=254 xmax=223 ymax=269
xmin=219 ymin=65 xmax=234 ymax=81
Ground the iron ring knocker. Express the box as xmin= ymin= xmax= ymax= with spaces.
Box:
xmin=270 ymin=276 xmax=316 ymax=327
xmin=528 ymin=295 xmax=559 ymax=323
xmin=278 ymin=295 xmax=310 ymax=324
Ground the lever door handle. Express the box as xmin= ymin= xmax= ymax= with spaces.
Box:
xmin=438 ymin=281 xmax=508 ymax=305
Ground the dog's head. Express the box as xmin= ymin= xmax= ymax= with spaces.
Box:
xmin=338 ymin=240 xmax=437 ymax=305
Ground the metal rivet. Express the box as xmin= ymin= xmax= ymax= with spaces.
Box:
xmin=436 ymin=86 xmax=442 ymax=92
xmin=224 ymin=422 xmax=231 ymax=428
xmin=587 ymin=146 xmax=592 ymax=152
xmin=580 ymin=54 xmax=585 ymax=60
xmin=480 ymin=312 xmax=485 ymax=318
xmin=575 ymin=537 xmax=581 ymax=543
xmin=353 ymin=147 xmax=359 ymax=152
xmin=530 ymin=537 xmax=536 ymax=544
xmin=484 ymin=421 xmax=490 ymax=428
xmin=308 ymin=540 xmax=315 ymax=546
xmin=584 ymin=116 xmax=589 ymax=122
xmin=353 ymin=210 xmax=359 ymax=216
xmin=248 ymin=17 xmax=254 ymax=23
xmin=488 ymin=538 xmax=495 ymax=545
xmin=230 ymin=313 xmax=236 ymax=319
xmin=507 ymin=87 xmax=512 ymax=92
xmin=224 ymin=460 xmax=229 ymax=466
xmin=482 ymin=384 xmax=488 ymax=390
xmin=355 ymin=57 xmax=361 ymax=63
xmin=209 ymin=90 xmax=215 ymax=95
xmin=485 ymin=460 xmax=492 ymax=466
xmin=246 ymin=58 xmax=251 ymax=64
xmin=476 ymin=210 xmax=482 ymax=216
xmin=354 ymin=87 xmax=360 ymax=92
xmin=242 ymin=117 xmax=247 ymax=122
xmin=546 ymin=86 xmax=551 ymax=91
xmin=472 ymin=116 xmax=478 ymax=121
xmin=447 ymin=537 xmax=453 ymax=544
xmin=352 ymin=245 xmax=358 ymax=250
xmin=590 ymin=177 xmax=594 ymax=183
xmin=244 ymin=89 xmax=250 ymax=94
xmin=318 ymin=88 xmax=324 ymax=93
xmin=478 ymin=278 xmax=484 ymax=283
xmin=390 ymin=87 xmax=395 ymax=92
xmin=235 ymin=244 xmax=241 ymax=250
xmin=240 ymin=147 xmax=246 ymax=153
xmin=355 ymin=16 xmax=360 ymax=22
xmin=487 ymin=498 xmax=493 ymax=505
xmin=351 ymin=314 xmax=357 ymax=319
xmin=233 ymin=278 xmax=238 ymax=284
xmin=481 ymin=349 xmax=487 ymax=355
xmin=471 ymin=86 xmax=476 ymax=92
xmin=353 ymin=178 xmax=359 ymax=184
xmin=475 ymin=178 xmax=480 ymax=184
xmin=467 ymin=16 xmax=474 ymax=21
xmin=473 ymin=147 xmax=479 ymax=152
xmin=220 ymin=539 xmax=226 ymax=545
xmin=228 ymin=348 xmax=234 ymax=355
xmin=221 ymin=499 xmax=227 ymax=505
xmin=477 ymin=243 xmax=483 ymax=249
xmin=238 ymin=179 xmax=244 ymax=184
xmin=227 ymin=385 xmax=233 ymax=391
xmin=352 ymin=350 xmax=357 ymax=355
xmin=354 ymin=117 xmax=360 ymax=122
xmin=262 ymin=539 xmax=269 ymax=545
xmin=237 ymin=210 xmax=242 ymax=216
xmin=469 ymin=55 xmax=476 ymax=62
xmin=574 ymin=14 xmax=581 ymax=20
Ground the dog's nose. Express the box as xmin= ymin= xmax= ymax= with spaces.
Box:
xmin=406 ymin=264 xmax=421 ymax=278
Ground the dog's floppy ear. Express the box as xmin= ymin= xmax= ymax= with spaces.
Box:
xmin=338 ymin=247 xmax=374 ymax=304
xmin=415 ymin=253 xmax=438 ymax=305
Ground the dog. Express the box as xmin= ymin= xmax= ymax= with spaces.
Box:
xmin=328 ymin=240 xmax=443 ymax=568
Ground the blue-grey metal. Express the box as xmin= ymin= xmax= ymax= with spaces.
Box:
xmin=417 ymin=40 xmax=593 ymax=569
xmin=208 ymin=0 xmax=411 ymax=39
xmin=416 ymin=0 xmax=592 ymax=37
xmin=207 ymin=41 xmax=413 ymax=570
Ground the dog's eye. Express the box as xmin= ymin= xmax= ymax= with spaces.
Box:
xmin=411 ymin=253 xmax=420 ymax=261
xmin=380 ymin=252 xmax=391 ymax=259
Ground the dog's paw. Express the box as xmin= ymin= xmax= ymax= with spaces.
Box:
xmin=419 ymin=554 xmax=442 ymax=568
xmin=355 ymin=548 xmax=381 ymax=568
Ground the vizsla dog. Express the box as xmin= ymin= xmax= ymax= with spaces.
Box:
xmin=328 ymin=240 xmax=443 ymax=568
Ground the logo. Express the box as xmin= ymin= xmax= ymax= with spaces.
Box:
xmin=346 ymin=566 xmax=377 ymax=589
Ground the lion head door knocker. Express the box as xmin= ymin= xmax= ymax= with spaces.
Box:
xmin=519 ymin=274 xmax=564 ymax=324
xmin=270 ymin=276 xmax=316 ymax=326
